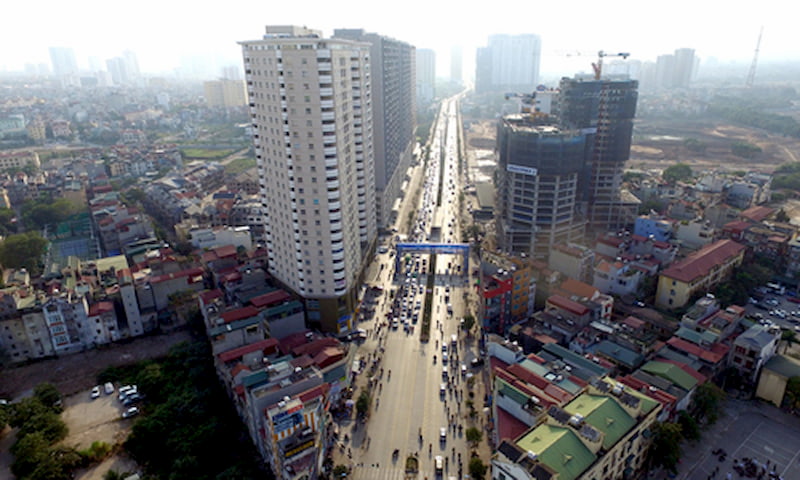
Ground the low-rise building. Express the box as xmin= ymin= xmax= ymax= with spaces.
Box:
xmin=755 ymin=355 xmax=800 ymax=407
xmin=655 ymin=239 xmax=745 ymax=309
xmin=730 ymin=323 xmax=781 ymax=384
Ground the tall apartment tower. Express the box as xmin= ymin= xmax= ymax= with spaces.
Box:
xmin=240 ymin=26 xmax=377 ymax=333
xmin=496 ymin=115 xmax=587 ymax=259
xmin=333 ymin=29 xmax=416 ymax=228
xmin=672 ymin=48 xmax=696 ymax=88
xmin=49 ymin=47 xmax=79 ymax=87
xmin=450 ymin=46 xmax=463 ymax=85
xmin=475 ymin=34 xmax=541 ymax=94
xmin=416 ymin=48 xmax=436 ymax=106
xmin=556 ymin=76 xmax=639 ymax=234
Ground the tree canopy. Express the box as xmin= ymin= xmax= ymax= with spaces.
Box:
xmin=662 ymin=163 xmax=693 ymax=184
xmin=647 ymin=422 xmax=683 ymax=473
xmin=0 ymin=232 xmax=48 ymax=274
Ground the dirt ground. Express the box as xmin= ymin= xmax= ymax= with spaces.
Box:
xmin=0 ymin=329 xmax=193 ymax=401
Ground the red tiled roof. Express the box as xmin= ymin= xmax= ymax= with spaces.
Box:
xmin=292 ymin=338 xmax=340 ymax=358
xmin=250 ymin=290 xmax=291 ymax=308
xmin=559 ymin=278 xmax=598 ymax=301
xmin=666 ymin=337 xmax=729 ymax=364
xmin=297 ymin=383 xmax=329 ymax=404
xmin=313 ymin=346 xmax=345 ymax=369
xmin=496 ymin=405 xmax=530 ymax=443
xmin=88 ymin=301 xmax=114 ymax=316
xmin=199 ymin=289 xmax=223 ymax=304
xmin=230 ymin=363 xmax=250 ymax=378
xmin=220 ymin=306 xmax=261 ymax=324
xmin=213 ymin=244 xmax=238 ymax=259
xmin=547 ymin=294 xmax=589 ymax=316
xmin=596 ymin=235 xmax=626 ymax=247
xmin=622 ymin=316 xmax=645 ymax=330
xmin=150 ymin=267 xmax=204 ymax=285
xmin=277 ymin=330 xmax=313 ymax=355
xmin=740 ymin=205 xmax=774 ymax=222
xmin=217 ymin=338 xmax=279 ymax=363
xmin=660 ymin=239 xmax=745 ymax=283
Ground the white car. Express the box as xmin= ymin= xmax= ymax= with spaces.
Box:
xmin=440 ymin=427 xmax=447 ymax=441
xmin=122 ymin=406 xmax=139 ymax=419
xmin=90 ymin=386 xmax=101 ymax=399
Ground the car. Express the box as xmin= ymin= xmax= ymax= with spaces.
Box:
xmin=435 ymin=455 xmax=443 ymax=474
xmin=440 ymin=427 xmax=447 ymax=441
xmin=90 ymin=386 xmax=101 ymax=399
xmin=104 ymin=382 xmax=115 ymax=395
xmin=461 ymin=364 xmax=467 ymax=376
xmin=440 ymin=383 xmax=446 ymax=396
xmin=471 ymin=358 xmax=485 ymax=368
xmin=442 ymin=366 xmax=448 ymax=379
xmin=443 ymin=352 xmax=448 ymax=362
xmin=123 ymin=394 xmax=142 ymax=406
xmin=442 ymin=344 xmax=447 ymax=354
xmin=122 ymin=406 xmax=139 ymax=419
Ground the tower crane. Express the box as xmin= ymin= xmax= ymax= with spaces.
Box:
xmin=591 ymin=50 xmax=630 ymax=80
xmin=746 ymin=26 xmax=763 ymax=88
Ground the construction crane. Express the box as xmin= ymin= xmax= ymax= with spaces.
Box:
xmin=591 ymin=50 xmax=630 ymax=80
xmin=746 ymin=26 xmax=764 ymax=88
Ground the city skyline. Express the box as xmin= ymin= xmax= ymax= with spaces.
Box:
xmin=4 ymin=0 xmax=798 ymax=81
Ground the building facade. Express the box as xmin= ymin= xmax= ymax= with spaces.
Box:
xmin=241 ymin=26 xmax=377 ymax=333
xmin=496 ymin=116 xmax=587 ymax=259
xmin=475 ymin=34 xmax=541 ymax=94
xmin=332 ymin=29 xmax=416 ymax=229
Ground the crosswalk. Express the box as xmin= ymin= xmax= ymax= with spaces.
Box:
xmin=350 ymin=465 xmax=447 ymax=480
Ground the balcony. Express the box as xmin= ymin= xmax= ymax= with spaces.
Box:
xmin=317 ymin=49 xmax=331 ymax=60
xmin=331 ymin=231 xmax=343 ymax=242
xmin=319 ymin=75 xmax=332 ymax=83
xmin=333 ymin=270 xmax=346 ymax=281
xmin=332 ymin=250 xmax=344 ymax=261
xmin=324 ymin=146 xmax=337 ymax=156
xmin=327 ymin=179 xmax=340 ymax=189
xmin=321 ymin=111 xmax=335 ymax=121
xmin=325 ymin=157 xmax=338 ymax=168
xmin=318 ymin=62 xmax=332 ymax=72
xmin=321 ymin=100 xmax=334 ymax=109
xmin=328 ymin=200 xmax=341 ymax=210
xmin=322 ymin=123 xmax=335 ymax=133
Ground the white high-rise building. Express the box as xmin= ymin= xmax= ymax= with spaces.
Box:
xmin=475 ymin=34 xmax=541 ymax=93
xmin=416 ymin=48 xmax=436 ymax=106
xmin=240 ymin=25 xmax=377 ymax=333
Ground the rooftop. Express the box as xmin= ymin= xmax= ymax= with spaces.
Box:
xmin=660 ymin=239 xmax=745 ymax=283
xmin=516 ymin=424 xmax=596 ymax=480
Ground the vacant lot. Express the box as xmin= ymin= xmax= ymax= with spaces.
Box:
xmin=0 ymin=329 xmax=193 ymax=400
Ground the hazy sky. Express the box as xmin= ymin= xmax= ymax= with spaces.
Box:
xmin=4 ymin=0 xmax=799 ymax=80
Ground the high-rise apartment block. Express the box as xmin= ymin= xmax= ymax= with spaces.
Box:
xmin=240 ymin=26 xmax=377 ymax=333
xmin=333 ymin=29 xmax=416 ymax=228
xmin=450 ymin=46 xmax=463 ymax=85
xmin=416 ymin=48 xmax=436 ymax=107
xmin=203 ymin=79 xmax=248 ymax=108
xmin=556 ymin=76 xmax=639 ymax=233
xmin=475 ymin=34 xmax=541 ymax=94
xmin=49 ymin=47 xmax=79 ymax=87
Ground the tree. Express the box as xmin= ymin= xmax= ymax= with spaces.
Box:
xmin=684 ymin=138 xmax=706 ymax=154
xmin=355 ymin=390 xmax=371 ymax=418
xmin=676 ymin=410 xmax=700 ymax=441
xmin=776 ymin=208 xmax=791 ymax=223
xmin=647 ymin=422 xmax=683 ymax=473
xmin=731 ymin=142 xmax=762 ymax=159
xmin=785 ymin=377 xmax=800 ymax=410
xmin=662 ymin=163 xmax=693 ymax=184
xmin=782 ymin=329 xmax=798 ymax=354
xmin=465 ymin=426 xmax=482 ymax=446
xmin=34 ymin=383 xmax=62 ymax=411
xmin=468 ymin=457 xmax=487 ymax=480
xmin=332 ymin=465 xmax=349 ymax=477
xmin=0 ymin=232 xmax=48 ymax=272
xmin=10 ymin=431 xmax=50 ymax=478
xmin=692 ymin=382 xmax=725 ymax=425
xmin=462 ymin=314 xmax=475 ymax=333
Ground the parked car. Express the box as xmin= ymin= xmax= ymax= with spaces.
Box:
xmin=104 ymin=382 xmax=114 ymax=395
xmin=90 ymin=386 xmax=101 ymax=399
xmin=122 ymin=406 xmax=139 ymax=419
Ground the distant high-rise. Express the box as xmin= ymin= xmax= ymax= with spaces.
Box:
xmin=333 ymin=29 xmax=416 ymax=228
xmin=672 ymin=48 xmax=695 ymax=88
xmin=49 ymin=47 xmax=79 ymax=87
xmin=475 ymin=34 xmax=541 ymax=94
xmin=557 ymin=76 xmax=639 ymax=233
xmin=221 ymin=65 xmax=242 ymax=80
xmin=106 ymin=57 xmax=129 ymax=85
xmin=654 ymin=54 xmax=675 ymax=89
xmin=416 ymin=48 xmax=436 ymax=106
xmin=122 ymin=50 xmax=141 ymax=80
xmin=203 ymin=79 xmax=247 ymax=108
xmin=240 ymin=25 xmax=376 ymax=335
xmin=450 ymin=46 xmax=463 ymax=85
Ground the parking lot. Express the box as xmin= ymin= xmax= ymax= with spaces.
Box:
xmin=676 ymin=399 xmax=800 ymax=480
xmin=61 ymin=385 xmax=134 ymax=450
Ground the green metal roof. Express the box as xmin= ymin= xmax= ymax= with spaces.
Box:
xmin=763 ymin=355 xmax=800 ymax=379
xmin=595 ymin=340 xmax=644 ymax=369
xmin=565 ymin=393 xmax=636 ymax=450
xmin=675 ymin=326 xmax=718 ymax=345
xmin=542 ymin=343 xmax=608 ymax=377
xmin=497 ymin=377 xmax=532 ymax=406
xmin=641 ymin=361 xmax=698 ymax=391
xmin=516 ymin=424 xmax=596 ymax=480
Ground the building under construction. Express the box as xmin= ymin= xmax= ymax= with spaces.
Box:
xmin=556 ymin=76 xmax=639 ymax=234
xmin=496 ymin=114 xmax=588 ymax=259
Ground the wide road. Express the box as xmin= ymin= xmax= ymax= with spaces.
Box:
xmin=346 ymin=96 xmax=480 ymax=480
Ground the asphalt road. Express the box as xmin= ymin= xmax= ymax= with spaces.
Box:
xmin=340 ymin=97 xmax=483 ymax=480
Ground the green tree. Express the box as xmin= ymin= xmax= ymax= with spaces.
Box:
xmin=10 ymin=431 xmax=50 ymax=478
xmin=647 ymin=422 xmax=683 ymax=473
xmin=462 ymin=314 xmax=476 ymax=333
xmin=34 ymin=383 xmax=63 ymax=411
xmin=468 ymin=457 xmax=487 ymax=480
xmin=332 ymin=465 xmax=349 ymax=477
xmin=782 ymin=329 xmax=798 ymax=354
xmin=731 ymin=142 xmax=762 ymax=159
xmin=465 ymin=426 xmax=482 ymax=446
xmin=785 ymin=377 xmax=800 ymax=410
xmin=0 ymin=232 xmax=48 ymax=272
xmin=684 ymin=138 xmax=706 ymax=154
xmin=776 ymin=208 xmax=791 ymax=223
xmin=676 ymin=410 xmax=700 ymax=441
xmin=355 ymin=390 xmax=371 ymax=418
xmin=662 ymin=163 xmax=693 ymax=184
xmin=692 ymin=382 xmax=725 ymax=425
